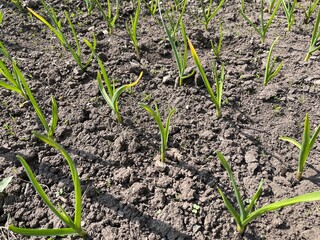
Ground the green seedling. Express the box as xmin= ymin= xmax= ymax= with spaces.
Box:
xmin=0 ymin=176 xmax=13 ymax=193
xmin=98 ymin=66 xmax=142 ymax=123
xmin=140 ymin=102 xmax=176 ymax=163
xmin=159 ymin=3 xmax=194 ymax=86
xmin=280 ymin=113 xmax=320 ymax=180
xmin=188 ymin=38 xmax=225 ymax=119
xmin=192 ymin=204 xmax=201 ymax=214
xmin=240 ymin=0 xmax=281 ymax=43
xmin=305 ymin=7 xmax=320 ymax=60
xmin=269 ymin=0 xmax=277 ymax=13
xmin=263 ymin=36 xmax=283 ymax=86
xmin=0 ymin=10 xmax=3 ymax=26
xmin=0 ymin=43 xmax=27 ymax=100
xmin=94 ymin=0 xmax=119 ymax=34
xmin=9 ymin=132 xmax=87 ymax=238
xmin=28 ymin=0 xmax=96 ymax=72
xmin=84 ymin=0 xmax=95 ymax=15
xmin=216 ymin=151 xmax=320 ymax=234
xmin=210 ymin=21 xmax=223 ymax=59
xmin=11 ymin=0 xmax=23 ymax=12
xmin=303 ymin=0 xmax=320 ymax=24
xmin=162 ymin=0 xmax=188 ymax=39
xmin=86 ymin=41 xmax=143 ymax=123
xmin=281 ymin=0 xmax=297 ymax=31
xmin=193 ymin=0 xmax=225 ymax=31
xmin=126 ymin=0 xmax=141 ymax=58
xmin=143 ymin=0 xmax=158 ymax=16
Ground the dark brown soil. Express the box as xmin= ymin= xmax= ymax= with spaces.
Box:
xmin=1 ymin=0 xmax=320 ymax=239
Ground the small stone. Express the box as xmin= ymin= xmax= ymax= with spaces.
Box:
xmin=193 ymin=225 xmax=201 ymax=233
xmin=163 ymin=75 xmax=173 ymax=84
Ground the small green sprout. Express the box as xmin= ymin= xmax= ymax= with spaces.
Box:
xmin=192 ymin=204 xmax=201 ymax=214
xmin=11 ymin=0 xmax=23 ymax=12
xmin=0 ymin=42 xmax=27 ymax=99
xmin=9 ymin=132 xmax=87 ymax=238
xmin=303 ymin=0 xmax=320 ymax=24
xmin=281 ymin=0 xmax=296 ymax=31
xmin=263 ymin=36 xmax=283 ymax=86
xmin=268 ymin=0 xmax=277 ymax=13
xmin=143 ymin=0 xmax=158 ymax=17
xmin=210 ymin=21 xmax=223 ymax=59
xmin=94 ymin=0 xmax=119 ymax=34
xmin=0 ymin=176 xmax=13 ymax=193
xmin=240 ymin=0 xmax=281 ymax=43
xmin=161 ymin=0 xmax=188 ymax=39
xmin=159 ymin=3 xmax=194 ymax=86
xmin=216 ymin=151 xmax=320 ymax=234
xmin=84 ymin=0 xmax=95 ymax=15
xmin=126 ymin=0 xmax=141 ymax=58
xmin=98 ymin=65 xmax=143 ymax=123
xmin=280 ymin=113 xmax=320 ymax=180
xmin=140 ymin=101 xmax=176 ymax=163
xmin=86 ymin=41 xmax=143 ymax=123
xmin=193 ymin=0 xmax=225 ymax=31
xmin=28 ymin=0 xmax=97 ymax=72
xmin=0 ymin=10 xmax=3 ymax=26
xmin=188 ymin=38 xmax=225 ymax=119
xmin=305 ymin=7 xmax=320 ymax=61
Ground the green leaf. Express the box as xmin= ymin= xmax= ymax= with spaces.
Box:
xmin=299 ymin=113 xmax=311 ymax=173
xmin=32 ymin=132 xmax=83 ymax=228
xmin=243 ymin=191 xmax=320 ymax=227
xmin=0 ymin=176 xmax=13 ymax=192
xmin=245 ymin=179 xmax=263 ymax=214
xmin=216 ymin=151 xmax=246 ymax=221
xmin=8 ymin=226 xmax=76 ymax=236
xmin=217 ymin=187 xmax=242 ymax=228
xmin=16 ymin=155 xmax=74 ymax=228
xmin=188 ymin=38 xmax=219 ymax=107
xmin=279 ymin=136 xmax=301 ymax=149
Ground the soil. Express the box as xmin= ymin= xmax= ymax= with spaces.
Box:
xmin=1 ymin=0 xmax=320 ymax=239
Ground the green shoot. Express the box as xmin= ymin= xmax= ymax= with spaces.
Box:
xmin=159 ymin=3 xmax=195 ymax=86
xmin=210 ymin=21 xmax=223 ymax=59
xmin=0 ymin=10 xmax=3 ymax=26
xmin=143 ymin=0 xmax=158 ymax=17
xmin=268 ymin=0 xmax=277 ymax=13
xmin=188 ymin=38 xmax=225 ymax=119
xmin=0 ymin=42 xmax=27 ymax=99
xmin=280 ymin=113 xmax=320 ymax=180
xmin=97 ymin=68 xmax=143 ymax=123
xmin=162 ymin=0 xmax=188 ymax=39
xmin=193 ymin=0 xmax=225 ymax=31
xmin=84 ymin=0 xmax=95 ymax=13
xmin=303 ymin=0 xmax=320 ymax=24
xmin=84 ymin=0 xmax=95 ymax=15
xmin=126 ymin=0 xmax=141 ymax=58
xmin=140 ymin=102 xmax=176 ymax=163
xmin=305 ymin=7 xmax=320 ymax=61
xmin=281 ymin=0 xmax=297 ymax=31
xmin=240 ymin=0 xmax=281 ymax=44
xmin=9 ymin=132 xmax=87 ymax=238
xmin=86 ymin=41 xmax=143 ymax=123
xmin=11 ymin=0 xmax=23 ymax=12
xmin=94 ymin=0 xmax=119 ymax=34
xmin=263 ymin=36 xmax=283 ymax=86
xmin=0 ymin=176 xmax=13 ymax=193
xmin=28 ymin=0 xmax=97 ymax=72
xmin=216 ymin=151 xmax=320 ymax=234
